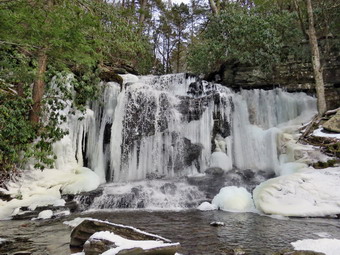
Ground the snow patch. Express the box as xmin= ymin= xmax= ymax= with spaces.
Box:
xmin=37 ymin=210 xmax=53 ymax=220
xmin=253 ymin=167 xmax=340 ymax=217
xmin=63 ymin=217 xmax=95 ymax=228
xmin=119 ymin=74 xmax=139 ymax=85
xmin=313 ymin=128 xmax=340 ymax=139
xmin=291 ymin=238 xmax=340 ymax=255
xmin=212 ymin=186 xmax=255 ymax=212
xmin=209 ymin=152 xmax=232 ymax=171
xmin=197 ymin=202 xmax=217 ymax=211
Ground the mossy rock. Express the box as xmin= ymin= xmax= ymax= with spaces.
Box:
xmin=312 ymin=159 xmax=338 ymax=169
xmin=99 ymin=70 xmax=123 ymax=86
xmin=323 ymin=110 xmax=340 ymax=133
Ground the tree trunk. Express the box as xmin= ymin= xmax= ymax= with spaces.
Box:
xmin=306 ymin=0 xmax=327 ymax=116
xmin=209 ymin=0 xmax=218 ymax=15
xmin=139 ymin=0 xmax=147 ymax=24
xmin=29 ymin=49 xmax=48 ymax=123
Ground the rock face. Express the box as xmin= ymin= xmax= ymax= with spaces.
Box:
xmin=207 ymin=38 xmax=340 ymax=110
xmin=70 ymin=219 xmax=171 ymax=247
xmin=323 ymin=109 xmax=340 ymax=133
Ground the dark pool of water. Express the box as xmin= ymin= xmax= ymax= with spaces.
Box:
xmin=1 ymin=210 xmax=339 ymax=255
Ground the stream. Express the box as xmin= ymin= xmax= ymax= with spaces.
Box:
xmin=1 ymin=210 xmax=340 ymax=255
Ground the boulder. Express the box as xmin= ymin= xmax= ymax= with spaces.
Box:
xmin=70 ymin=219 xmax=171 ymax=248
xmin=205 ymin=167 xmax=224 ymax=176
xmin=0 ymin=191 xmax=12 ymax=201
xmin=83 ymin=234 xmax=180 ymax=255
xmin=323 ymin=109 xmax=340 ymax=133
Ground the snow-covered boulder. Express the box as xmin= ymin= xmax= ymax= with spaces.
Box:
xmin=253 ymin=167 xmax=340 ymax=217
xmin=197 ymin=201 xmax=217 ymax=211
xmin=70 ymin=219 xmax=173 ymax=248
xmin=212 ymin=186 xmax=255 ymax=212
xmin=84 ymin=231 xmax=180 ymax=255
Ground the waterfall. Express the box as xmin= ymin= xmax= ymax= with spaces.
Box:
xmin=53 ymin=73 xmax=317 ymax=183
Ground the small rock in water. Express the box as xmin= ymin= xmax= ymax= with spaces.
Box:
xmin=210 ymin=221 xmax=225 ymax=227
xmin=233 ymin=247 xmax=246 ymax=255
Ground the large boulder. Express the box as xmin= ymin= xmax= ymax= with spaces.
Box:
xmin=70 ymin=219 xmax=171 ymax=248
xmin=83 ymin=231 xmax=180 ymax=255
xmin=323 ymin=109 xmax=340 ymax=133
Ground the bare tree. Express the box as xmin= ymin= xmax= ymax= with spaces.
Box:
xmin=306 ymin=0 xmax=327 ymax=115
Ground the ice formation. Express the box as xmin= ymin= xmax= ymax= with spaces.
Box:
xmin=0 ymin=167 xmax=100 ymax=220
xmin=197 ymin=201 xmax=218 ymax=211
xmin=49 ymin=73 xmax=317 ymax=182
xmin=253 ymin=167 xmax=340 ymax=217
xmin=212 ymin=186 xmax=255 ymax=212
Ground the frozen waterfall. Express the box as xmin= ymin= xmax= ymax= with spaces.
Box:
xmin=53 ymin=73 xmax=317 ymax=183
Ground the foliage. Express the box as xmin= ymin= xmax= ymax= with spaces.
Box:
xmin=0 ymin=0 xmax=154 ymax=176
xmin=188 ymin=3 xmax=302 ymax=74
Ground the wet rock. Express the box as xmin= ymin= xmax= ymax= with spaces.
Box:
xmin=210 ymin=221 xmax=225 ymax=227
xmin=12 ymin=211 xmax=40 ymax=220
xmin=72 ymin=188 xmax=103 ymax=211
xmin=205 ymin=167 xmax=224 ymax=176
xmin=323 ymin=109 xmax=340 ymax=133
xmin=70 ymin=219 xmax=171 ymax=248
xmin=187 ymin=172 xmax=225 ymax=199
xmin=99 ymin=68 xmax=124 ymax=85
xmin=188 ymin=168 xmax=274 ymax=199
xmin=160 ymin=183 xmax=177 ymax=195
xmin=0 ymin=191 xmax=12 ymax=201
xmin=83 ymin=237 xmax=114 ymax=255
xmin=182 ymin=138 xmax=202 ymax=168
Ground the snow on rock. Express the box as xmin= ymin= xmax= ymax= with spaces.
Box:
xmin=312 ymin=127 xmax=340 ymax=139
xmin=64 ymin=217 xmax=95 ymax=228
xmin=0 ymin=167 xmax=100 ymax=220
xmin=209 ymin=152 xmax=233 ymax=172
xmin=197 ymin=201 xmax=217 ymax=211
xmin=119 ymin=74 xmax=139 ymax=85
xmin=253 ymin=167 xmax=340 ymax=217
xmin=70 ymin=218 xmax=172 ymax=248
xmin=291 ymin=238 xmax=340 ymax=255
xmin=212 ymin=186 xmax=255 ymax=212
xmin=37 ymin=210 xmax=53 ymax=220
xmin=0 ymin=238 xmax=7 ymax=244
xmin=85 ymin=231 xmax=179 ymax=255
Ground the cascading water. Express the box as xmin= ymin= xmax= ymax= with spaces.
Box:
xmin=53 ymin=73 xmax=317 ymax=209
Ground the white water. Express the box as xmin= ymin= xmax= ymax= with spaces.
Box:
xmin=52 ymin=73 xmax=317 ymax=183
